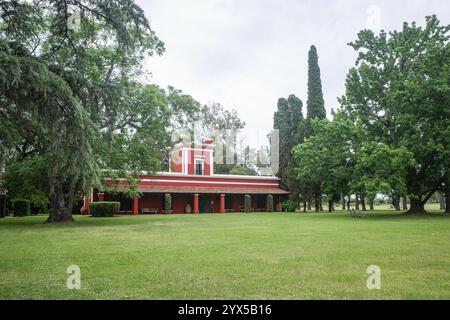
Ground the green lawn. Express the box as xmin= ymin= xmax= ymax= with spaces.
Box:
xmin=1 ymin=208 xmax=450 ymax=299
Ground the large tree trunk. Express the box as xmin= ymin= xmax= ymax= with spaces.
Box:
xmin=342 ymin=194 xmax=346 ymax=210
xmin=303 ymin=200 xmax=307 ymax=212
xmin=355 ymin=194 xmax=360 ymax=210
xmin=402 ymin=197 xmax=408 ymax=211
xmin=405 ymin=198 xmax=427 ymax=215
xmin=319 ymin=199 xmax=323 ymax=211
xmin=314 ymin=195 xmax=320 ymax=212
xmin=369 ymin=197 xmax=374 ymax=210
xmin=392 ymin=196 xmax=400 ymax=211
xmin=328 ymin=199 xmax=333 ymax=212
xmin=361 ymin=195 xmax=366 ymax=211
xmin=46 ymin=192 xmax=74 ymax=223
xmin=445 ymin=191 xmax=450 ymax=214
xmin=307 ymin=200 xmax=312 ymax=211
xmin=1 ymin=193 xmax=6 ymax=218
xmin=439 ymin=192 xmax=445 ymax=210
xmin=347 ymin=195 xmax=350 ymax=211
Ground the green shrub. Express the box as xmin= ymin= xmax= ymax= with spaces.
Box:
xmin=267 ymin=195 xmax=274 ymax=212
xmin=90 ymin=201 xmax=120 ymax=217
xmin=164 ymin=194 xmax=172 ymax=214
xmin=12 ymin=199 xmax=30 ymax=217
xmin=72 ymin=198 xmax=84 ymax=215
xmin=282 ymin=200 xmax=298 ymax=212
xmin=244 ymin=194 xmax=252 ymax=213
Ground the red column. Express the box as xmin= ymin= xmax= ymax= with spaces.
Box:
xmin=82 ymin=194 xmax=91 ymax=215
xmin=194 ymin=194 xmax=199 ymax=214
xmin=220 ymin=194 xmax=226 ymax=213
xmin=133 ymin=196 xmax=139 ymax=216
xmin=98 ymin=193 xmax=105 ymax=202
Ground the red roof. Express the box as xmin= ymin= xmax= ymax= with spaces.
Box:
xmin=138 ymin=185 xmax=289 ymax=195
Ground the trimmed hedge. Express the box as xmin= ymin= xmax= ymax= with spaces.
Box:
xmin=90 ymin=201 xmax=120 ymax=217
xmin=282 ymin=200 xmax=298 ymax=212
xmin=267 ymin=195 xmax=274 ymax=212
xmin=12 ymin=199 xmax=30 ymax=217
xmin=244 ymin=194 xmax=252 ymax=213
xmin=164 ymin=194 xmax=172 ymax=214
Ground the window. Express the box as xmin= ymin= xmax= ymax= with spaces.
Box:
xmin=195 ymin=159 xmax=204 ymax=175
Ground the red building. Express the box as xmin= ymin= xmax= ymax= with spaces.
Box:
xmin=83 ymin=139 xmax=289 ymax=214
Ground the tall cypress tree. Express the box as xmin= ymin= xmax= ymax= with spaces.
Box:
xmin=305 ymin=45 xmax=326 ymax=137
xmin=305 ymin=45 xmax=326 ymax=211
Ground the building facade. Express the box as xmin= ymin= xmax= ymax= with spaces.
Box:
xmin=82 ymin=139 xmax=289 ymax=214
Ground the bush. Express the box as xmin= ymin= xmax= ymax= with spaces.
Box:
xmin=72 ymin=198 xmax=84 ymax=215
xmin=90 ymin=201 xmax=120 ymax=217
xmin=12 ymin=199 xmax=30 ymax=217
xmin=281 ymin=200 xmax=298 ymax=212
xmin=267 ymin=195 xmax=274 ymax=212
xmin=244 ymin=194 xmax=252 ymax=213
xmin=164 ymin=194 xmax=172 ymax=214
xmin=29 ymin=193 xmax=49 ymax=215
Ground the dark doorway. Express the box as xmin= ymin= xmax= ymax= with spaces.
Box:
xmin=118 ymin=194 xmax=132 ymax=211
xmin=199 ymin=194 xmax=211 ymax=213
xmin=225 ymin=195 xmax=233 ymax=211
xmin=256 ymin=195 xmax=266 ymax=211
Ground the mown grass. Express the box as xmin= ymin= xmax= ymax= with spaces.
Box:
xmin=0 ymin=207 xmax=449 ymax=299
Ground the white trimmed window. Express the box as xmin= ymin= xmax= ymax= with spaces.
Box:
xmin=195 ymin=159 xmax=204 ymax=176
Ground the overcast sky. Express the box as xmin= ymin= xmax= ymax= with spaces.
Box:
xmin=136 ymin=0 xmax=449 ymax=147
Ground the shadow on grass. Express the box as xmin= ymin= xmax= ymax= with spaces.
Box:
xmin=0 ymin=213 xmax=200 ymax=229
xmin=0 ymin=212 xmax=264 ymax=230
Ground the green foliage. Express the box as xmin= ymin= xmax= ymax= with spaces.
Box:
xmin=164 ymin=194 xmax=172 ymax=214
xmin=0 ymin=0 xmax=173 ymax=222
xmin=305 ymin=45 xmax=326 ymax=137
xmin=29 ymin=193 xmax=49 ymax=215
xmin=11 ymin=199 xmax=30 ymax=217
xmin=244 ymin=195 xmax=252 ymax=213
xmin=293 ymin=114 xmax=355 ymax=205
xmin=198 ymin=102 xmax=246 ymax=174
xmin=339 ymin=15 xmax=450 ymax=212
xmin=353 ymin=142 xmax=415 ymax=201
xmin=90 ymin=202 xmax=120 ymax=217
xmin=281 ymin=200 xmax=298 ymax=212
xmin=0 ymin=39 xmax=99 ymax=222
xmin=4 ymin=155 xmax=49 ymax=214
xmin=198 ymin=102 xmax=245 ymax=141
xmin=273 ymin=94 xmax=304 ymax=197
xmin=97 ymin=83 xmax=172 ymax=177
xmin=291 ymin=16 xmax=449 ymax=214
xmin=229 ymin=165 xmax=258 ymax=176
xmin=167 ymin=86 xmax=201 ymax=130
xmin=72 ymin=198 xmax=84 ymax=215
xmin=267 ymin=195 xmax=274 ymax=212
